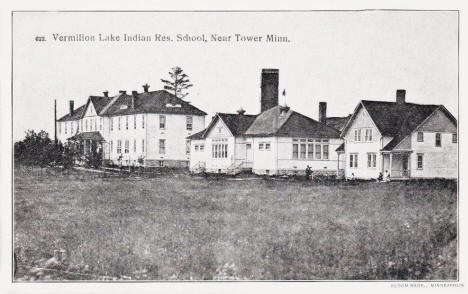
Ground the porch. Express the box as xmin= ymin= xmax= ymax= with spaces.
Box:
xmin=381 ymin=151 xmax=412 ymax=179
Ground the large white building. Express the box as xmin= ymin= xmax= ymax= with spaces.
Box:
xmin=340 ymin=90 xmax=458 ymax=179
xmin=56 ymin=85 xmax=207 ymax=167
xmin=188 ymin=69 xmax=346 ymax=176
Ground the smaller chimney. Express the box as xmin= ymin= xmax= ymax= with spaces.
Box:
xmin=119 ymin=90 xmax=127 ymax=94
xmin=319 ymin=102 xmax=327 ymax=123
xmin=69 ymin=100 xmax=74 ymax=115
xmin=396 ymin=89 xmax=406 ymax=104
xmin=103 ymin=91 xmax=109 ymax=97
xmin=279 ymin=104 xmax=290 ymax=116
xmin=131 ymin=91 xmax=138 ymax=109
xmin=237 ymin=108 xmax=246 ymax=115
xmin=143 ymin=84 xmax=150 ymax=93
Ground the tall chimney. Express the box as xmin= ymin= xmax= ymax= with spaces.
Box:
xmin=143 ymin=84 xmax=150 ymax=93
xmin=319 ymin=102 xmax=327 ymax=123
xmin=103 ymin=91 xmax=109 ymax=97
xmin=131 ymin=91 xmax=137 ymax=109
xmin=260 ymin=69 xmax=279 ymax=112
xmin=396 ymin=89 xmax=406 ymax=104
xmin=69 ymin=100 xmax=74 ymax=115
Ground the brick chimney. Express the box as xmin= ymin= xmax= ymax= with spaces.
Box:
xmin=319 ymin=102 xmax=327 ymax=123
xmin=260 ymin=69 xmax=279 ymax=112
xmin=103 ymin=91 xmax=109 ymax=97
xmin=69 ymin=100 xmax=74 ymax=115
xmin=237 ymin=107 xmax=246 ymax=115
xmin=143 ymin=83 xmax=150 ymax=93
xmin=396 ymin=89 xmax=406 ymax=104
xmin=131 ymin=91 xmax=138 ymax=109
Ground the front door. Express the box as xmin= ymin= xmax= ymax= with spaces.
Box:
xmin=402 ymin=154 xmax=409 ymax=177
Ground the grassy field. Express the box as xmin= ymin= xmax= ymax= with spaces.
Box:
xmin=14 ymin=165 xmax=457 ymax=280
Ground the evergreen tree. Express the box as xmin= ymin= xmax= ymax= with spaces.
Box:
xmin=160 ymin=66 xmax=193 ymax=99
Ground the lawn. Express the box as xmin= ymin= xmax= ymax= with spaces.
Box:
xmin=13 ymin=165 xmax=457 ymax=280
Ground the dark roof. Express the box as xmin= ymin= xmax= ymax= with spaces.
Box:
xmin=187 ymin=129 xmax=206 ymax=140
xmin=187 ymin=113 xmax=257 ymax=140
xmin=361 ymin=101 xmax=440 ymax=137
xmin=336 ymin=143 xmax=345 ymax=152
xmin=245 ymin=106 xmax=341 ymax=138
xmin=101 ymin=90 xmax=207 ymax=116
xmin=90 ymin=96 xmax=114 ymax=114
xmin=69 ymin=131 xmax=105 ymax=141
xmin=342 ymin=100 xmax=457 ymax=151
xmin=325 ymin=115 xmax=351 ymax=132
xmin=218 ymin=113 xmax=258 ymax=136
xmin=57 ymin=104 xmax=87 ymax=122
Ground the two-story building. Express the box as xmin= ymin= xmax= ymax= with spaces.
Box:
xmin=340 ymin=89 xmax=457 ymax=179
xmin=56 ymin=84 xmax=207 ymax=167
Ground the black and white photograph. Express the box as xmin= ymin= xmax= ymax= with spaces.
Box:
xmin=1 ymin=2 xmax=467 ymax=293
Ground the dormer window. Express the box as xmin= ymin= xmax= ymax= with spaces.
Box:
xmin=120 ymin=105 xmax=128 ymax=110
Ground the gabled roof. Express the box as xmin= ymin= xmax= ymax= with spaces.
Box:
xmin=244 ymin=105 xmax=341 ymax=138
xmin=325 ymin=115 xmax=352 ymax=132
xmin=187 ymin=112 xmax=257 ymax=140
xmin=90 ymin=96 xmax=114 ymax=114
xmin=101 ymin=90 xmax=207 ymax=116
xmin=341 ymin=100 xmax=457 ymax=151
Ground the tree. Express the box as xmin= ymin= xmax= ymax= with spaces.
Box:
xmin=160 ymin=66 xmax=193 ymax=99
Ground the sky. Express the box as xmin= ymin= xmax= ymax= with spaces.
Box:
xmin=12 ymin=11 xmax=458 ymax=141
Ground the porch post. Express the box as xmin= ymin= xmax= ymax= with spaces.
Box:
xmin=408 ymin=153 xmax=411 ymax=178
xmin=389 ymin=153 xmax=392 ymax=177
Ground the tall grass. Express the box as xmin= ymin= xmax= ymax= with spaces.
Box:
xmin=14 ymin=166 xmax=457 ymax=280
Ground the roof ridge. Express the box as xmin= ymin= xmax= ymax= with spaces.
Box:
xmin=99 ymin=93 xmax=123 ymax=115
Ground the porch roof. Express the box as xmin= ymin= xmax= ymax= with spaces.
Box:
xmin=69 ymin=131 xmax=105 ymax=142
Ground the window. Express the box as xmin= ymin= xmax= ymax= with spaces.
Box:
xmin=246 ymin=143 xmax=251 ymax=150
xmin=452 ymin=133 xmax=457 ymax=143
xmin=110 ymin=118 xmax=113 ymax=131
xmin=142 ymin=139 xmax=145 ymax=152
xmin=80 ymin=120 xmax=83 ymax=132
xmin=118 ymin=117 xmax=121 ymax=130
xmin=367 ymin=153 xmax=376 ymax=168
xmin=323 ymin=145 xmax=329 ymax=160
xmin=364 ymin=129 xmax=373 ymax=142
xmin=160 ymin=115 xmax=166 ymax=129
xmin=300 ymin=143 xmax=306 ymax=159
xmin=70 ymin=122 xmax=74 ymax=134
xmin=265 ymin=143 xmax=271 ymax=150
xmin=200 ymin=144 xmax=204 ymax=151
xmin=126 ymin=116 xmax=129 ymax=130
xmin=186 ymin=140 xmax=190 ymax=155
xmin=417 ymin=154 xmax=423 ymax=169
xmin=110 ymin=141 xmax=113 ymax=153
xmin=94 ymin=119 xmax=97 ymax=131
xmin=100 ymin=118 xmax=103 ymax=131
xmin=159 ymin=139 xmax=165 ymax=154
xmin=417 ymin=132 xmax=424 ymax=142
xmin=350 ymin=154 xmax=358 ymax=168
xmin=315 ymin=144 xmax=321 ymax=160
xmin=65 ymin=122 xmax=68 ymax=134
xmin=195 ymin=145 xmax=199 ymax=151
xmin=134 ymin=139 xmax=136 ymax=152
xmin=85 ymin=120 xmax=88 ymax=131
xmin=292 ymin=141 xmax=299 ymax=159
xmin=124 ymin=140 xmax=129 ymax=153
xmin=307 ymin=143 xmax=314 ymax=159
xmin=435 ymin=133 xmax=441 ymax=147
xmin=212 ymin=143 xmax=228 ymax=158
xmin=186 ymin=116 xmax=193 ymax=130
xmin=142 ymin=115 xmax=145 ymax=129
xmin=354 ymin=129 xmax=362 ymax=142
xmin=259 ymin=143 xmax=264 ymax=150
xmin=117 ymin=140 xmax=122 ymax=153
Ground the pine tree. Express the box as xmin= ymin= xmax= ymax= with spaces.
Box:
xmin=160 ymin=66 xmax=193 ymax=99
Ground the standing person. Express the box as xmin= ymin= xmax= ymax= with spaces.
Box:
xmin=305 ymin=165 xmax=312 ymax=180
xmin=384 ymin=170 xmax=391 ymax=182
